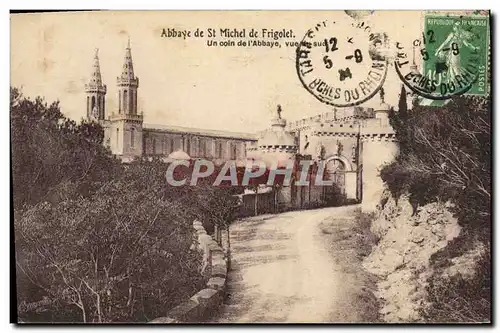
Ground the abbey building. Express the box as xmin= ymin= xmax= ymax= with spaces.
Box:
xmin=85 ymin=41 xmax=257 ymax=163
xmin=85 ymin=41 xmax=398 ymax=212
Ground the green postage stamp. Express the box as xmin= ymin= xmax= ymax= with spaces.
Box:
xmin=422 ymin=13 xmax=490 ymax=97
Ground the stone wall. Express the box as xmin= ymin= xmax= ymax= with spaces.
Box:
xmin=150 ymin=220 xmax=228 ymax=323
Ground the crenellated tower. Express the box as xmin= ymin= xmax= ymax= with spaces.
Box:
xmin=107 ymin=38 xmax=144 ymax=159
xmin=85 ymin=49 xmax=107 ymax=121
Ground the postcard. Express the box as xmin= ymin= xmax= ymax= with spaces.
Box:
xmin=11 ymin=10 xmax=491 ymax=324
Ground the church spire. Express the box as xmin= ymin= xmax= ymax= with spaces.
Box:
xmin=116 ymin=38 xmax=139 ymax=116
xmin=85 ymin=48 xmax=107 ymax=120
xmin=120 ymin=38 xmax=136 ymax=82
xmin=88 ymin=48 xmax=104 ymax=88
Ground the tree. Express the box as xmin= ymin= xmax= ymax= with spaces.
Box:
xmin=10 ymin=87 xmax=119 ymax=209
xmin=12 ymin=89 xmax=206 ymax=323
xmin=398 ymin=84 xmax=408 ymax=121
xmin=382 ymin=94 xmax=491 ymax=234
xmin=381 ymin=95 xmax=491 ymax=323
xmin=15 ymin=178 xmax=202 ymax=323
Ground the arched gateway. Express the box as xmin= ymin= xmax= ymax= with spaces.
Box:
xmin=323 ymin=155 xmax=355 ymax=203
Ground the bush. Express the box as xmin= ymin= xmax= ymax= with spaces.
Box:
xmin=11 ymin=88 xmax=231 ymax=322
xmin=10 ymin=87 xmax=120 ymax=210
xmin=15 ymin=179 xmax=203 ymax=323
xmin=382 ymin=95 xmax=491 ymax=236
xmin=422 ymin=248 xmax=491 ymax=323
xmin=381 ymin=92 xmax=491 ymax=322
xmin=352 ymin=210 xmax=379 ymax=258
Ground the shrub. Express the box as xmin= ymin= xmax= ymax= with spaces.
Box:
xmin=15 ymin=179 xmax=203 ymax=323
xmin=422 ymin=248 xmax=491 ymax=323
xmin=10 ymin=87 xmax=120 ymax=210
xmin=382 ymin=94 xmax=491 ymax=236
xmin=381 ymin=92 xmax=491 ymax=322
xmin=11 ymin=88 xmax=229 ymax=322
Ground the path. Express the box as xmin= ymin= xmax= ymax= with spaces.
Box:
xmin=211 ymin=205 xmax=374 ymax=323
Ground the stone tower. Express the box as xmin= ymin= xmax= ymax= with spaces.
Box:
xmin=360 ymin=89 xmax=398 ymax=212
xmin=85 ymin=49 xmax=107 ymax=121
xmin=108 ymin=39 xmax=143 ymax=158
xmin=257 ymin=105 xmax=298 ymax=167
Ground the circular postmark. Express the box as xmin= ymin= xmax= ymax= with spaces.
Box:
xmin=296 ymin=19 xmax=389 ymax=107
xmin=395 ymin=16 xmax=488 ymax=100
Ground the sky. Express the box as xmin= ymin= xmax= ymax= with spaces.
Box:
xmin=10 ymin=11 xmax=425 ymax=133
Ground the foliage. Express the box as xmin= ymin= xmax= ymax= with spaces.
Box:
xmin=10 ymin=87 xmax=120 ymax=210
xmin=15 ymin=179 xmax=202 ymax=323
xmin=352 ymin=210 xmax=379 ymax=259
xmin=381 ymin=92 xmax=491 ymax=322
xmin=422 ymin=248 xmax=491 ymax=323
xmin=382 ymin=94 xmax=491 ymax=236
xmin=11 ymin=88 xmax=230 ymax=322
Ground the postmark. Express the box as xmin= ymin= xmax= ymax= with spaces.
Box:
xmin=395 ymin=13 xmax=489 ymax=100
xmin=296 ymin=19 xmax=389 ymax=107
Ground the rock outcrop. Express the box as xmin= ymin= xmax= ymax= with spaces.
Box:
xmin=363 ymin=190 xmax=462 ymax=322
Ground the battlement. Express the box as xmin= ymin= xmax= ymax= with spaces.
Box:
xmin=287 ymin=107 xmax=375 ymax=131
xmin=117 ymin=76 xmax=139 ymax=87
xmin=359 ymin=116 xmax=396 ymax=141
xmin=259 ymin=145 xmax=298 ymax=153
xmin=109 ymin=112 xmax=144 ymax=123
xmin=310 ymin=122 xmax=360 ymax=137
xmin=84 ymin=83 xmax=107 ymax=94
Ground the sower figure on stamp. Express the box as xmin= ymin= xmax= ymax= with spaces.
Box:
xmin=434 ymin=22 xmax=480 ymax=81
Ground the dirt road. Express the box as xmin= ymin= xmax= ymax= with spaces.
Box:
xmin=210 ymin=205 xmax=378 ymax=323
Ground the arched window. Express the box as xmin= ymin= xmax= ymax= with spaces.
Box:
xmin=130 ymin=128 xmax=135 ymax=148
xmin=326 ymin=158 xmax=346 ymax=194
xmin=98 ymin=96 xmax=101 ymax=118
xmin=152 ymin=138 xmax=157 ymax=155
xmin=123 ymin=90 xmax=128 ymax=113
xmin=87 ymin=96 xmax=90 ymax=115
xmin=218 ymin=142 xmax=223 ymax=158
xmin=197 ymin=139 xmax=201 ymax=157
xmin=186 ymin=138 xmax=191 ymax=155
xmin=102 ymin=96 xmax=105 ymax=118
xmin=131 ymin=90 xmax=136 ymax=115
xmin=116 ymin=128 xmax=119 ymax=149
xmin=91 ymin=96 xmax=96 ymax=113
xmin=118 ymin=90 xmax=122 ymax=113
xmin=170 ymin=137 xmax=175 ymax=153
xmin=231 ymin=143 xmax=237 ymax=160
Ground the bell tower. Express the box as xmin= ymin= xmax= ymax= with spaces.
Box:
xmin=117 ymin=38 xmax=139 ymax=116
xmin=108 ymin=38 xmax=144 ymax=159
xmin=85 ymin=48 xmax=107 ymax=121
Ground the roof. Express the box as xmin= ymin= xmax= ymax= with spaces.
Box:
xmin=167 ymin=150 xmax=191 ymax=160
xmin=143 ymin=123 xmax=258 ymax=141
xmin=258 ymin=129 xmax=296 ymax=147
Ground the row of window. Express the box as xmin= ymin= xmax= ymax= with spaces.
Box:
xmin=86 ymin=95 xmax=105 ymax=118
xmin=114 ymin=128 xmax=136 ymax=150
xmin=112 ymin=128 xmax=240 ymax=159
xmin=150 ymin=136 xmax=239 ymax=159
